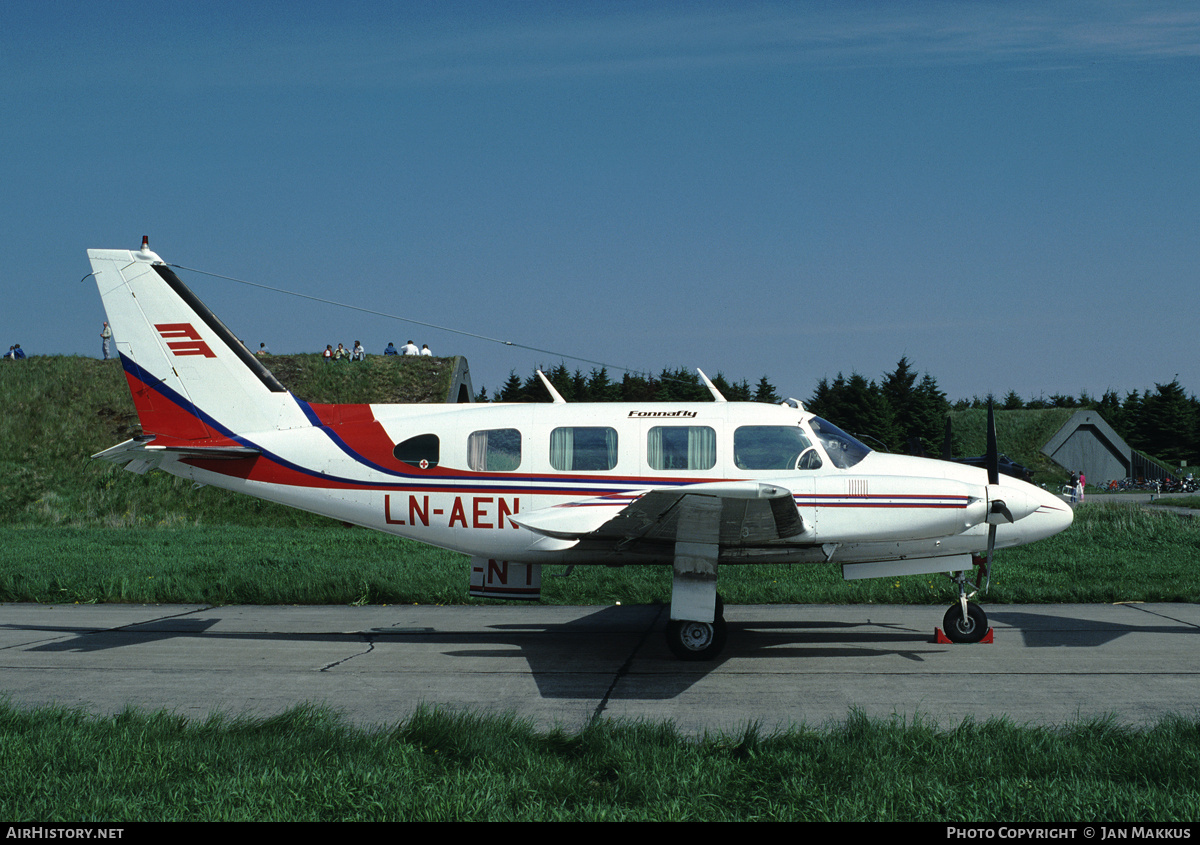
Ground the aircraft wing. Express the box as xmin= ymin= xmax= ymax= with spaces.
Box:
xmin=512 ymin=481 xmax=805 ymax=549
xmin=93 ymin=438 xmax=260 ymax=475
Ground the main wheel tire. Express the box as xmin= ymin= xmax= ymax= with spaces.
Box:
xmin=942 ymin=602 xmax=988 ymax=644
xmin=666 ymin=617 xmax=728 ymax=661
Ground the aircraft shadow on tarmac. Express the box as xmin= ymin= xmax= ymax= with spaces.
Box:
xmin=8 ymin=608 xmax=943 ymax=700
xmin=985 ymin=607 xmax=1200 ymax=649
xmin=9 ymin=604 xmax=1198 ymax=701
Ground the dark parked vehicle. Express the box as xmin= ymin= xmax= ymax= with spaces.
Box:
xmin=951 ymin=454 xmax=1033 ymax=483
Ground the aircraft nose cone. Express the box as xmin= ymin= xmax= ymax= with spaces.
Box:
xmin=1027 ymin=483 xmax=1074 ymax=540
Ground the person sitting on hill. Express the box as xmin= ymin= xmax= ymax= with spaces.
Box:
xmin=351 ymin=341 xmax=365 ymax=361
xmin=402 ymin=340 xmax=419 ymax=356
xmin=384 ymin=342 xmax=398 ymax=356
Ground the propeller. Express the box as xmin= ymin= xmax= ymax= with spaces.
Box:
xmin=982 ymin=399 xmax=1001 ymax=591
xmin=986 ymin=398 xmax=999 ymax=487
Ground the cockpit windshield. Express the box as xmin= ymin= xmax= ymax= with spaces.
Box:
xmin=807 ymin=417 xmax=872 ymax=468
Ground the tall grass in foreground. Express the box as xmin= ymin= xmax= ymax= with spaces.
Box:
xmin=1 ymin=702 xmax=1196 ymax=822
xmin=2 ymin=503 xmax=1198 ymax=606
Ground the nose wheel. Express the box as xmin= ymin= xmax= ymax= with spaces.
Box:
xmin=941 ymin=600 xmax=989 ymax=644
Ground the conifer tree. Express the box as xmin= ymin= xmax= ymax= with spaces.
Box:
xmin=753 ymin=375 xmax=780 ymax=405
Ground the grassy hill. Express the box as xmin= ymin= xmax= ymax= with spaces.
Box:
xmin=0 ymin=354 xmax=462 ymax=528
xmin=947 ymin=407 xmax=1075 ymax=486
xmin=264 ymin=353 xmax=462 ymax=405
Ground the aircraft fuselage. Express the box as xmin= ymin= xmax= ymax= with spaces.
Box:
xmin=152 ymin=398 xmax=1070 ymax=570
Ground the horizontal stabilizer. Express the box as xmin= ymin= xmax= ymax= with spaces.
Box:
xmin=93 ymin=438 xmax=259 ymax=474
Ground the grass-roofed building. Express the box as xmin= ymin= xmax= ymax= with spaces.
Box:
xmin=1040 ymin=408 xmax=1177 ymax=487
xmin=948 ymin=407 xmax=1170 ymax=488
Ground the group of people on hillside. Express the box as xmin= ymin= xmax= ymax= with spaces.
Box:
xmin=98 ymin=320 xmax=436 ymax=364
xmin=383 ymin=341 xmax=432 ymax=357
xmin=319 ymin=340 xmax=433 ymax=362
xmin=321 ymin=341 xmax=367 ymax=363
xmin=4 ymin=344 xmax=26 ymax=360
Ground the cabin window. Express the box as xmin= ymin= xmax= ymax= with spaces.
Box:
xmin=393 ymin=434 xmax=439 ymax=469
xmin=647 ymin=426 xmax=716 ymax=471
xmin=733 ymin=425 xmax=813 ymax=470
xmin=468 ymin=428 xmax=522 ymax=471
xmin=550 ymin=426 xmax=618 ymax=471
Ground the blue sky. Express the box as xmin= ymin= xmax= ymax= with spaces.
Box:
xmin=3 ymin=1 xmax=1198 ymax=404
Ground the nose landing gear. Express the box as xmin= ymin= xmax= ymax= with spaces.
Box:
xmin=941 ymin=600 xmax=989 ymax=644
xmin=939 ymin=559 xmax=993 ymax=644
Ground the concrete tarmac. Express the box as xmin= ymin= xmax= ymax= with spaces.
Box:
xmin=2 ymin=602 xmax=1198 ymax=733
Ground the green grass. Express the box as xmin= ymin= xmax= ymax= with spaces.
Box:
xmin=1 ymin=702 xmax=1197 ymax=822
xmin=1157 ymin=495 xmax=1200 ymax=509
xmin=2 ymin=503 xmax=1198 ymax=606
xmin=0 ymin=525 xmax=467 ymax=605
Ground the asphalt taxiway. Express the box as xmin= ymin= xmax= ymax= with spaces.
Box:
xmin=2 ymin=602 xmax=1198 ymax=732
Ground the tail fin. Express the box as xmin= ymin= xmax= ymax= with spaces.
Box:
xmin=88 ymin=239 xmax=306 ymax=446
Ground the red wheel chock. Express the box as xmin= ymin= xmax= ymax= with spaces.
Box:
xmin=934 ymin=627 xmax=994 ymax=644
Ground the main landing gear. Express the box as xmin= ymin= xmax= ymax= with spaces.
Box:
xmin=666 ymin=595 xmax=726 ymax=661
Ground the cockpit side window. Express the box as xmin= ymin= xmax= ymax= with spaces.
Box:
xmin=733 ymin=425 xmax=813 ymax=470
xmin=797 ymin=447 xmax=823 ymax=470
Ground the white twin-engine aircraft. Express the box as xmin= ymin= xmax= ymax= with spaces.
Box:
xmin=88 ymin=239 xmax=1073 ymax=660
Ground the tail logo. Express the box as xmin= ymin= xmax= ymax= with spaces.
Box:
xmin=155 ymin=323 xmax=216 ymax=358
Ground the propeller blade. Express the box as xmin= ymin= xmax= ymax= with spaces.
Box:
xmin=983 ymin=399 xmax=1000 ymax=594
xmin=986 ymin=399 xmax=999 ymax=486
xmin=942 ymin=415 xmax=953 ymax=460
xmin=984 ymin=523 xmax=996 ymax=592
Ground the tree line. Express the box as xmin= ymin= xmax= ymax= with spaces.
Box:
xmin=477 ymin=358 xmax=1199 ymax=466
xmin=478 ymin=364 xmax=781 ymax=406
